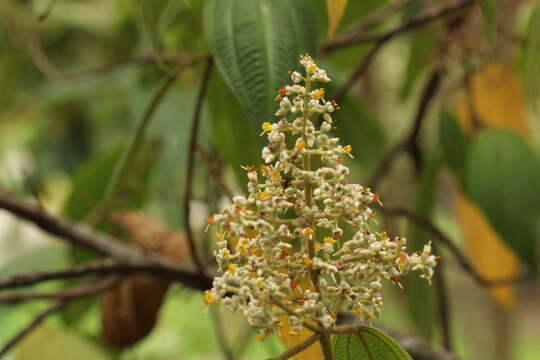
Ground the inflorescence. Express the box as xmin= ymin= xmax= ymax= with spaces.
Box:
xmin=204 ymin=55 xmax=437 ymax=340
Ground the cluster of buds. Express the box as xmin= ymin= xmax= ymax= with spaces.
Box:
xmin=204 ymin=55 xmax=437 ymax=339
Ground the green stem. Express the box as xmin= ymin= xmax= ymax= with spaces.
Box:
xmin=302 ymin=77 xmax=312 ymax=208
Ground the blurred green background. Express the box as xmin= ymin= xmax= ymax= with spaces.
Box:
xmin=1 ymin=0 xmax=539 ymax=359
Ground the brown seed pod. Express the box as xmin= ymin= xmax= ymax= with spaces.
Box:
xmin=101 ymin=211 xmax=187 ymax=349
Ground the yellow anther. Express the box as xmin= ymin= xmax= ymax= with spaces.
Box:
xmin=295 ymin=139 xmax=306 ymax=151
xmin=227 ymin=264 xmax=237 ymax=274
xmin=302 ymin=257 xmax=312 ymax=266
xmin=324 ymin=236 xmax=336 ymax=244
xmin=354 ymin=305 xmax=362 ymax=315
xmin=343 ymin=145 xmax=352 ymax=153
xmin=203 ymin=290 xmax=215 ymax=305
xmin=313 ymin=88 xmax=325 ymax=99
xmin=262 ymin=122 xmax=273 ymax=131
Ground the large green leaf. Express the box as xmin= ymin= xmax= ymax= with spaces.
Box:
xmin=333 ymin=326 xmax=412 ymax=360
xmin=204 ymin=0 xmax=317 ymax=127
xmin=439 ymin=109 xmax=468 ymax=182
xmin=465 ymin=129 xmax=540 ymax=269
xmin=207 ymin=70 xmax=260 ymax=185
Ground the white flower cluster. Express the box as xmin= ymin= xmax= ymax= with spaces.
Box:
xmin=204 ymin=55 xmax=437 ymax=340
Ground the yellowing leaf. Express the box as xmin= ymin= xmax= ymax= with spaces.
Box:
xmin=278 ymin=321 xmax=323 ymax=360
xmin=456 ymin=63 xmax=528 ymax=137
xmin=455 ymin=193 xmax=517 ymax=309
xmin=326 ymin=0 xmax=348 ymax=38
xmin=455 ymin=63 xmax=526 ymax=310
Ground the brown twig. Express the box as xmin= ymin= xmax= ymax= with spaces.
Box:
xmin=0 ymin=300 xmax=66 ymax=358
xmin=406 ymin=69 xmax=442 ymax=171
xmin=374 ymin=204 xmax=532 ymax=288
xmin=0 ymin=188 xmax=213 ymax=291
xmin=320 ymin=0 xmax=474 ymax=54
xmin=368 ymin=69 xmax=441 ymax=188
xmin=0 ymin=259 xmax=213 ymax=292
xmin=61 ymin=53 xmax=207 ymax=80
xmin=183 ymin=57 xmax=214 ymax=276
xmin=333 ymin=40 xmax=387 ymax=105
xmin=0 ymin=276 xmax=118 ymax=305
xmin=275 ymin=334 xmax=321 ymax=360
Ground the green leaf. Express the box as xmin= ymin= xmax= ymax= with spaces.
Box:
xmin=439 ymin=109 xmax=468 ymax=182
xmin=477 ymin=0 xmax=496 ymax=43
xmin=331 ymin=94 xmax=386 ymax=176
xmin=207 ymin=69 xmax=260 ymax=185
xmin=406 ymin=156 xmax=441 ymax=340
xmin=204 ymin=0 xmax=317 ymax=127
xmin=334 ymin=326 xmax=413 ymax=360
xmin=522 ymin=3 xmax=540 ymax=106
xmin=465 ymin=129 xmax=540 ymax=269
xmin=63 ymin=146 xmax=122 ymax=222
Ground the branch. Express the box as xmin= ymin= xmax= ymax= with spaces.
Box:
xmin=374 ymin=204 xmax=532 ymax=288
xmin=0 ymin=259 xmax=213 ymax=292
xmin=0 ymin=300 xmax=65 ymax=358
xmin=61 ymin=53 xmax=207 ymax=80
xmin=183 ymin=57 xmax=214 ymax=275
xmin=275 ymin=334 xmax=321 ymax=360
xmin=320 ymin=0 xmax=473 ymax=54
xmin=0 ymin=188 xmax=213 ymax=291
xmin=369 ymin=69 xmax=442 ymax=188
xmin=0 ymin=276 xmax=118 ymax=305
xmin=332 ymin=40 xmax=386 ymax=105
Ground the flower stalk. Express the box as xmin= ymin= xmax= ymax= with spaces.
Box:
xmin=204 ymin=55 xmax=437 ymax=358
